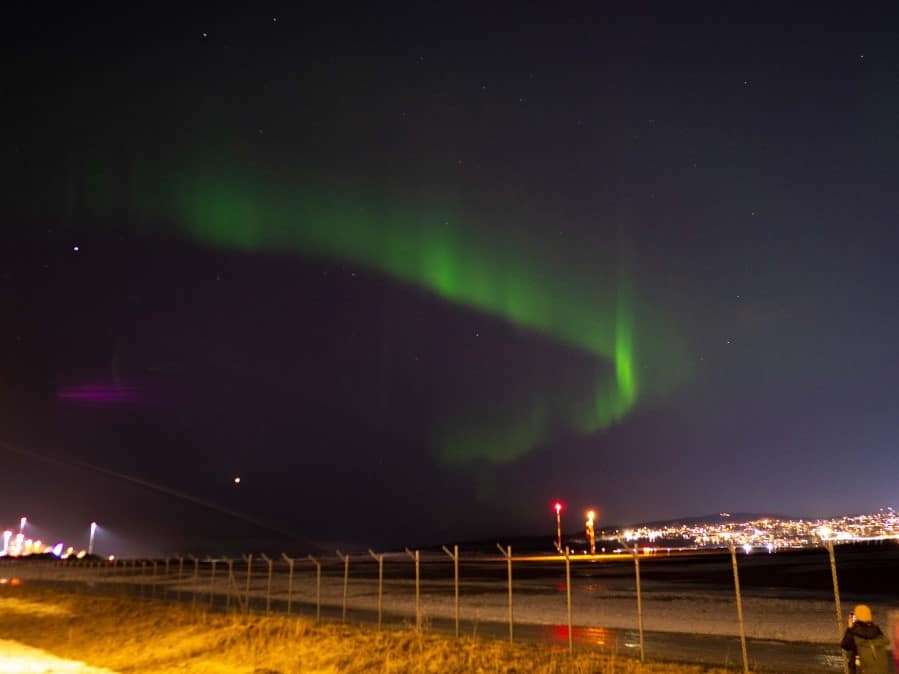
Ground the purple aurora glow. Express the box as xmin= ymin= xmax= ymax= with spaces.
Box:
xmin=56 ymin=382 xmax=141 ymax=406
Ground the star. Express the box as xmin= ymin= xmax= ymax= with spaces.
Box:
xmin=72 ymin=245 xmax=80 ymax=252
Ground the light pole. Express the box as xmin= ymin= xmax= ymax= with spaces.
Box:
xmin=585 ymin=510 xmax=596 ymax=555
xmin=553 ymin=502 xmax=563 ymax=552
xmin=88 ymin=522 xmax=98 ymax=556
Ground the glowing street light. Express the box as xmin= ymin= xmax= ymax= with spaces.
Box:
xmin=585 ymin=509 xmax=596 ymax=555
xmin=89 ymin=522 xmax=98 ymax=556
xmin=553 ymin=502 xmax=563 ymax=552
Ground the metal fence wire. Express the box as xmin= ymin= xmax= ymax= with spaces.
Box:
xmin=5 ymin=541 xmax=893 ymax=674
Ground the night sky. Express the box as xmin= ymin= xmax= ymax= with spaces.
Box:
xmin=3 ymin=4 xmax=898 ymax=555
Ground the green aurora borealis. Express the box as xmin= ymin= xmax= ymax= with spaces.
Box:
xmin=89 ymin=166 xmax=685 ymax=464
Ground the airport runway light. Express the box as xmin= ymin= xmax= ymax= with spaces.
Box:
xmin=585 ymin=510 xmax=596 ymax=555
xmin=89 ymin=522 xmax=98 ymax=555
xmin=553 ymin=502 xmax=563 ymax=551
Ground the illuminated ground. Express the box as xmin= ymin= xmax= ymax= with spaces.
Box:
xmin=0 ymin=586 xmax=739 ymax=674
xmin=0 ymin=639 xmax=116 ymax=673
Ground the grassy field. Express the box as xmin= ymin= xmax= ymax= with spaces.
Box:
xmin=0 ymin=585 xmax=735 ymax=673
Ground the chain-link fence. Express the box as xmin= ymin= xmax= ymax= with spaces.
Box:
xmin=4 ymin=541 xmax=897 ymax=673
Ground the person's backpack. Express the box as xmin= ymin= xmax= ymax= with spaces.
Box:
xmin=854 ymin=633 xmax=891 ymax=673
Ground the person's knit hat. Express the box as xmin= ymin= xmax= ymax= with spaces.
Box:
xmin=854 ymin=604 xmax=873 ymax=623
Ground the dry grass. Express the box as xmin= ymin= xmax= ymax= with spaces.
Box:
xmin=0 ymin=586 xmax=733 ymax=673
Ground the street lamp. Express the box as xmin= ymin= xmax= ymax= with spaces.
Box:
xmin=88 ymin=522 xmax=98 ymax=556
xmin=585 ymin=509 xmax=596 ymax=555
xmin=553 ymin=502 xmax=563 ymax=552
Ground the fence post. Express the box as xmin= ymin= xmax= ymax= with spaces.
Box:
xmin=368 ymin=549 xmax=384 ymax=631
xmin=307 ymin=555 xmax=322 ymax=621
xmin=496 ymin=543 xmax=513 ymax=643
xmin=564 ymin=546 xmax=573 ymax=655
xmin=281 ymin=554 xmax=295 ymax=616
xmin=137 ymin=560 xmax=145 ymax=600
xmin=209 ymin=559 xmax=218 ymax=608
xmin=336 ymin=550 xmax=350 ymax=623
xmin=187 ymin=555 xmax=199 ymax=608
xmin=260 ymin=554 xmax=273 ymax=615
xmin=243 ymin=554 xmax=253 ymax=614
xmin=633 ymin=546 xmax=645 ymax=662
xmin=825 ymin=540 xmax=850 ymax=674
xmin=405 ymin=548 xmax=421 ymax=630
xmin=729 ymin=543 xmax=750 ymax=674
xmin=619 ymin=538 xmax=645 ymax=662
xmin=441 ymin=545 xmax=460 ymax=637
xmin=225 ymin=558 xmax=236 ymax=611
xmin=176 ymin=556 xmax=185 ymax=601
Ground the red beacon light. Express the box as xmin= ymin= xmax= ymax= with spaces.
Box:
xmin=554 ymin=502 xmax=563 ymax=514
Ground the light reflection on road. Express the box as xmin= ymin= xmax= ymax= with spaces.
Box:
xmin=543 ymin=624 xmax=615 ymax=648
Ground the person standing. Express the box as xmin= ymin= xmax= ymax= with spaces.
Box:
xmin=841 ymin=604 xmax=892 ymax=674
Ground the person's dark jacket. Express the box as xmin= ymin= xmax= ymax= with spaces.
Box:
xmin=841 ymin=621 xmax=892 ymax=673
